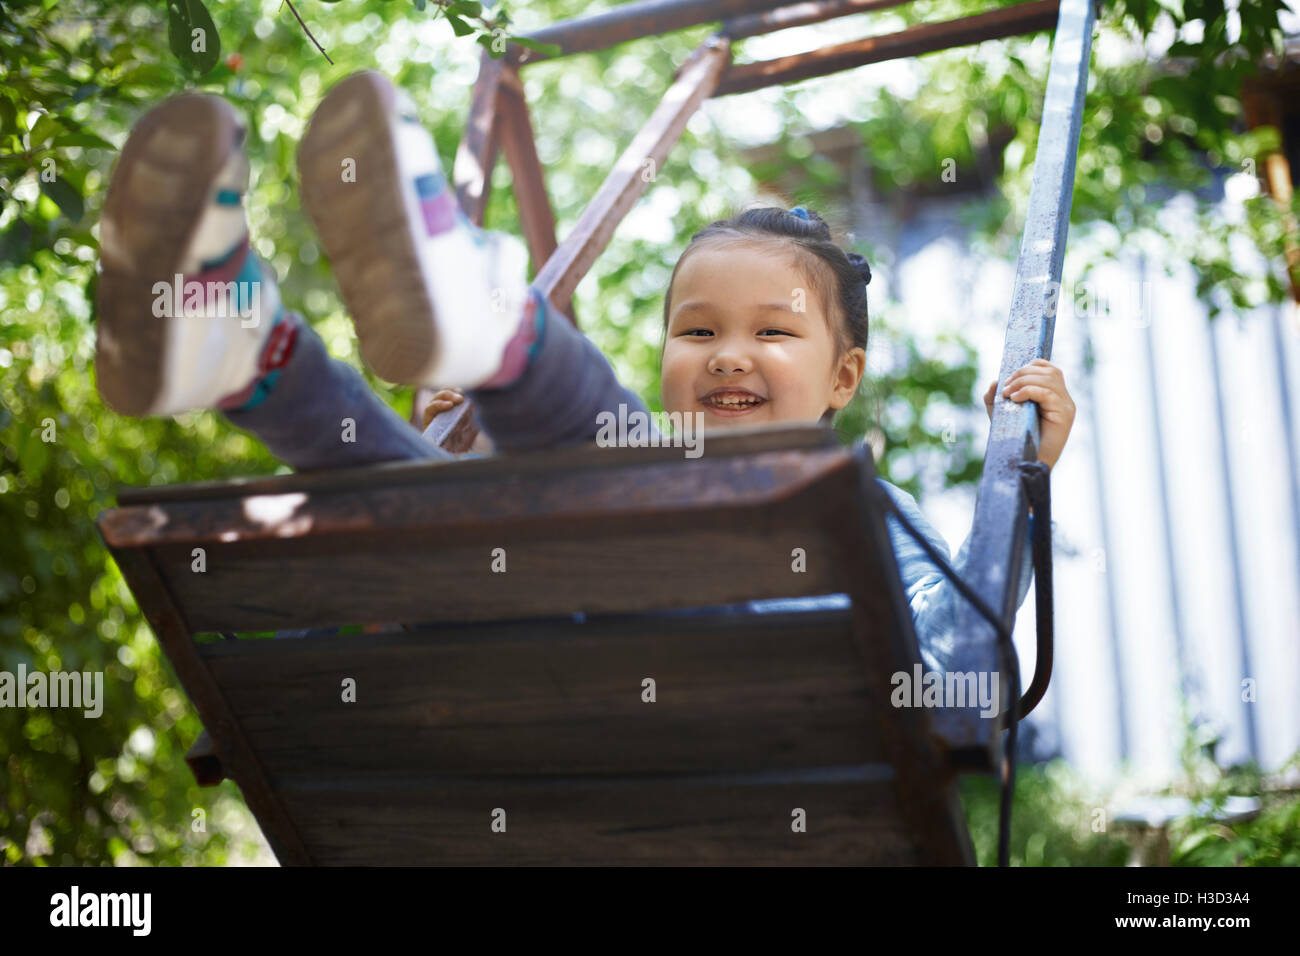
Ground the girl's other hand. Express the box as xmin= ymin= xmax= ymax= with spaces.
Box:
xmin=421 ymin=386 xmax=465 ymax=431
xmin=983 ymin=358 xmax=1076 ymax=470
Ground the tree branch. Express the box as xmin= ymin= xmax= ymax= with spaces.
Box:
xmin=282 ymin=0 xmax=334 ymax=65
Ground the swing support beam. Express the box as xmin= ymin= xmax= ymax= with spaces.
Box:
xmin=944 ymin=0 xmax=1096 ymax=765
xmin=434 ymin=0 xmax=1097 ymax=773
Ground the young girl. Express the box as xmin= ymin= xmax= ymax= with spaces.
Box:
xmin=94 ymin=71 xmax=1076 ymax=672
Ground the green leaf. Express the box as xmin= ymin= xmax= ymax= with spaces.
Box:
xmin=166 ymin=1 xmax=189 ymax=62
xmin=118 ymin=64 xmax=177 ymax=89
xmin=29 ymin=113 xmax=61 ymax=148
xmin=166 ymin=0 xmax=221 ymax=75
xmin=445 ymin=12 xmax=475 ymax=36
xmin=42 ymin=177 xmax=83 ymax=222
xmin=54 ymin=132 xmax=114 ymax=151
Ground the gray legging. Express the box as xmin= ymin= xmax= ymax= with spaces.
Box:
xmin=222 ymin=287 xmax=652 ymax=469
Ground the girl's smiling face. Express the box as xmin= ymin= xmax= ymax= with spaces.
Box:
xmin=660 ymin=240 xmax=866 ymax=431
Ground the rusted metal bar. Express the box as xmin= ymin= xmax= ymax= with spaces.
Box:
xmin=497 ymin=77 xmax=572 ymax=322
xmin=509 ymin=0 xmax=795 ymax=66
xmin=937 ymin=0 xmax=1095 ymax=768
xmin=533 ymin=37 xmax=732 ymax=316
xmin=713 ymin=0 xmax=1060 ymax=96
xmin=454 ymin=47 xmax=506 ymax=225
xmin=721 ymin=0 xmax=912 ymax=41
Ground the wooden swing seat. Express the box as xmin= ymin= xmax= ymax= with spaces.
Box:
xmin=99 ymin=426 xmax=972 ymax=865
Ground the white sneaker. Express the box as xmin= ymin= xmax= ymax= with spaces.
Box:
xmin=96 ymin=94 xmax=283 ymax=417
xmin=297 ymin=71 xmax=531 ymax=389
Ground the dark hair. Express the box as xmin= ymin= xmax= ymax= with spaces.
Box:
xmin=661 ymin=205 xmax=871 ymax=425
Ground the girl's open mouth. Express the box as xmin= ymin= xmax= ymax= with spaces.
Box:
xmin=702 ymin=391 xmax=767 ymax=416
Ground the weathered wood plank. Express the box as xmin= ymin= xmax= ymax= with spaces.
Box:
xmin=277 ymin=771 xmax=922 ymax=865
xmin=102 ymin=439 xmax=846 ymax=549
xmin=201 ymin=612 xmax=885 ymax=775
xmin=161 ymin=526 xmax=846 ymax=631
xmin=109 ymin=423 xmax=836 ymax=507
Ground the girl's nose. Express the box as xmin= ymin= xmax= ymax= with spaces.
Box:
xmin=709 ymin=348 xmax=752 ymax=375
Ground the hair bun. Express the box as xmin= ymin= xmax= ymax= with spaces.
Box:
xmin=784 ymin=205 xmax=832 ymax=241
xmin=846 ymin=251 xmax=872 ymax=287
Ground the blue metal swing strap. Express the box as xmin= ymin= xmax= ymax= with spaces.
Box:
xmin=1016 ymin=460 xmax=1054 ymax=718
xmin=869 ymin=462 xmax=1053 ymax=722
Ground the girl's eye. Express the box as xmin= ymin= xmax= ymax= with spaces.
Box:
xmin=682 ymin=329 xmax=791 ymax=337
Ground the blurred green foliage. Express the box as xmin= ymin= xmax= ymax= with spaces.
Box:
xmin=1168 ymin=763 xmax=1300 ymax=866
xmin=960 ymin=706 xmax=1300 ymax=867
xmin=1 ymin=0 xmax=1294 ymax=864
xmin=961 ymin=761 xmax=1134 ymax=866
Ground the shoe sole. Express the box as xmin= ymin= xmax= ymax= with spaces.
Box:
xmin=96 ymin=95 xmax=239 ymax=416
xmin=298 ymin=72 xmax=440 ymax=384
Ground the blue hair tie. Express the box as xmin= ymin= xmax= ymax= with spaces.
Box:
xmin=789 ymin=206 xmax=810 ymax=221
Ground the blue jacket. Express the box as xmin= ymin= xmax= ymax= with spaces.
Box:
xmin=735 ymin=478 xmax=1035 ymax=674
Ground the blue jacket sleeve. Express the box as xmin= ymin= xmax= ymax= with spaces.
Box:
xmin=875 ymin=478 xmax=1035 ymax=675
